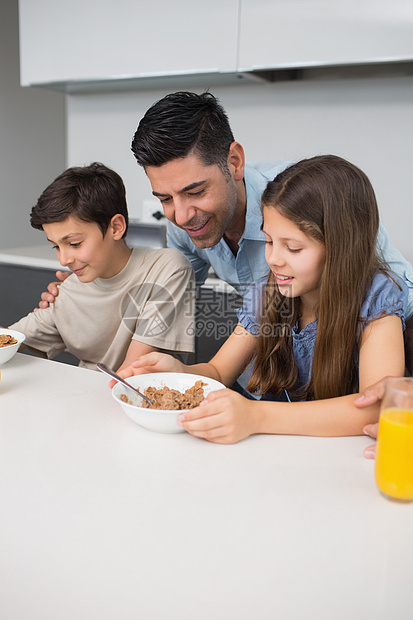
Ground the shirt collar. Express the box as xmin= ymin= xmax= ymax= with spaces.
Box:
xmin=241 ymin=165 xmax=266 ymax=242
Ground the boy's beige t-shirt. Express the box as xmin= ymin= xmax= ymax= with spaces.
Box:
xmin=9 ymin=247 xmax=195 ymax=370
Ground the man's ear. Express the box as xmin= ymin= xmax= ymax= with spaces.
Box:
xmin=227 ymin=141 xmax=245 ymax=182
xmin=110 ymin=214 xmax=127 ymax=240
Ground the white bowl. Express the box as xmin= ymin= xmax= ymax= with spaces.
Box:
xmin=112 ymin=372 xmax=225 ymax=433
xmin=0 ymin=329 xmax=26 ymax=366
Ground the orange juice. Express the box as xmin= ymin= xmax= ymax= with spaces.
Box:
xmin=375 ymin=407 xmax=413 ymax=501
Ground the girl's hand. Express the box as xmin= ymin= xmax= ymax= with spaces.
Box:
xmin=109 ymin=352 xmax=185 ymax=387
xmin=178 ymin=388 xmax=259 ymax=444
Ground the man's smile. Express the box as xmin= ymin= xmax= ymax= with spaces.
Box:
xmin=184 ymin=220 xmax=210 ymax=237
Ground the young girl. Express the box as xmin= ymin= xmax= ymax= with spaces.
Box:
xmin=118 ymin=155 xmax=407 ymax=444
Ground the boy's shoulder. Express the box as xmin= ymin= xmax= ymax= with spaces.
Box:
xmin=132 ymin=246 xmax=192 ymax=271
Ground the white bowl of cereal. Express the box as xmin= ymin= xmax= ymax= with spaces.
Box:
xmin=0 ymin=329 xmax=26 ymax=366
xmin=111 ymin=372 xmax=225 ymax=433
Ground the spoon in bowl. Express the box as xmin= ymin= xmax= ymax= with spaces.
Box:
xmin=97 ymin=362 xmax=154 ymax=406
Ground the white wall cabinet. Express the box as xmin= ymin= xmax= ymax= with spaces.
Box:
xmin=18 ymin=0 xmax=239 ymax=89
xmin=238 ymin=0 xmax=413 ymax=71
xmin=19 ymin=0 xmax=413 ymax=91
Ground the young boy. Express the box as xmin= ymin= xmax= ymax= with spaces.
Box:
xmin=7 ymin=162 xmax=194 ymax=372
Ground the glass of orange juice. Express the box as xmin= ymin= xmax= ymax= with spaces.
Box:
xmin=375 ymin=377 xmax=413 ymax=501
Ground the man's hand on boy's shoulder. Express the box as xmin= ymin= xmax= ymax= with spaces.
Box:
xmin=34 ymin=271 xmax=70 ymax=312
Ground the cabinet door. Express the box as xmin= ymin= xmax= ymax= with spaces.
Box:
xmin=238 ymin=0 xmax=413 ymax=71
xmin=19 ymin=0 xmax=238 ymax=86
xmin=0 ymin=264 xmax=78 ymax=365
xmin=194 ymin=287 xmax=241 ymax=363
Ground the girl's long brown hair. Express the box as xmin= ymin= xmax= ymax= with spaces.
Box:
xmin=248 ymin=155 xmax=388 ymax=400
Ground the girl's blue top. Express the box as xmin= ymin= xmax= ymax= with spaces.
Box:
xmin=236 ymin=271 xmax=408 ymax=402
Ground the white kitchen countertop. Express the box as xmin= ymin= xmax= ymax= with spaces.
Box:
xmin=0 ymin=244 xmax=63 ymax=271
xmin=1 ymin=353 xmax=412 ymax=620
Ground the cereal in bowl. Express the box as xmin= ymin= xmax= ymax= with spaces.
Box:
xmin=121 ymin=380 xmax=206 ymax=410
xmin=0 ymin=334 xmax=18 ymax=348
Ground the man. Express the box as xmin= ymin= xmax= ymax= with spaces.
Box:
xmin=131 ymin=91 xmax=293 ymax=294
xmin=38 ymin=91 xmax=413 ymax=372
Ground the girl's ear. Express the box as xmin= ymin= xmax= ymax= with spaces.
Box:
xmin=110 ymin=214 xmax=127 ymax=240
xmin=227 ymin=142 xmax=245 ymax=182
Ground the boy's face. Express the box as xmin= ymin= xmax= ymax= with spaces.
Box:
xmin=43 ymin=216 xmax=123 ymax=282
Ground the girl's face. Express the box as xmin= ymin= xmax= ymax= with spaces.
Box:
xmin=262 ymin=206 xmax=326 ymax=306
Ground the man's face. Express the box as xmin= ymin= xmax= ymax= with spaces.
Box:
xmin=146 ymin=153 xmax=239 ymax=249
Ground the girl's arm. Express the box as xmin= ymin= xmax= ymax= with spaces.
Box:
xmin=116 ymin=323 xmax=257 ymax=387
xmin=187 ymin=323 xmax=257 ymax=385
xmin=116 ymin=340 xmax=158 ymax=375
xmin=357 ymin=313 xmax=405 ymax=392
xmin=178 ymin=314 xmax=405 ymax=443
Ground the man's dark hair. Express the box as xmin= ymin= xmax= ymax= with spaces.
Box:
xmin=30 ymin=162 xmax=129 ymax=238
xmin=131 ymin=91 xmax=235 ymax=177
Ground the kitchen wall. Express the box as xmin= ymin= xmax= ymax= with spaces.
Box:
xmin=0 ymin=0 xmax=65 ymax=250
xmin=66 ymin=71 xmax=413 ymax=263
